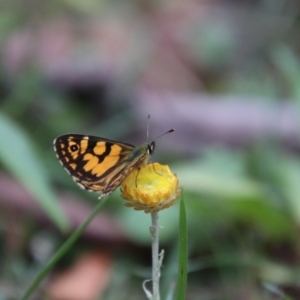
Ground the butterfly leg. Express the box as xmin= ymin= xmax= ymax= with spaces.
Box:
xmin=151 ymin=163 xmax=163 ymax=176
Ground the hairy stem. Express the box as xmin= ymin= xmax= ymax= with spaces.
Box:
xmin=151 ymin=211 xmax=164 ymax=300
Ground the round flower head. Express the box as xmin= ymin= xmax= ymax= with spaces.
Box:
xmin=120 ymin=163 xmax=180 ymax=213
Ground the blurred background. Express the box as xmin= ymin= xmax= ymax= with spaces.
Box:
xmin=1 ymin=0 xmax=300 ymax=299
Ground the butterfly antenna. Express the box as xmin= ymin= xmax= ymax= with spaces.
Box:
xmin=146 ymin=114 xmax=150 ymax=142
xmin=153 ymin=128 xmax=175 ymax=141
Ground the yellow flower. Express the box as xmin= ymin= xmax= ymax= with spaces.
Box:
xmin=120 ymin=163 xmax=181 ymax=213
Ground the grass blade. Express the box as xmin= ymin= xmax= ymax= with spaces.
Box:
xmin=175 ymin=194 xmax=188 ymax=300
xmin=0 ymin=112 xmax=68 ymax=230
xmin=21 ymin=196 xmax=107 ymax=300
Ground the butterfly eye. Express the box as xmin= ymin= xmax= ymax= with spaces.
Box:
xmin=148 ymin=142 xmax=155 ymax=154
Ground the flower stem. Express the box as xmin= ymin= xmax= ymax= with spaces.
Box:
xmin=151 ymin=211 xmax=164 ymax=300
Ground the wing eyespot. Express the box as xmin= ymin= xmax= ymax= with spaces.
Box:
xmin=70 ymin=144 xmax=79 ymax=152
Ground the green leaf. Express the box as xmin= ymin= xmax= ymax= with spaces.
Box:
xmin=175 ymin=194 xmax=188 ymax=300
xmin=0 ymin=112 xmax=68 ymax=231
xmin=271 ymin=44 xmax=300 ymax=100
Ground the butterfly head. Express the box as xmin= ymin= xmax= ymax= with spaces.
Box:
xmin=144 ymin=128 xmax=174 ymax=157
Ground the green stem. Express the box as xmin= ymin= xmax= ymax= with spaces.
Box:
xmin=22 ymin=197 xmax=107 ymax=300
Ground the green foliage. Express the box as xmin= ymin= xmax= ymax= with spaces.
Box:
xmin=0 ymin=111 xmax=68 ymax=231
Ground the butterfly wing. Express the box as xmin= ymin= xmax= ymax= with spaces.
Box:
xmin=54 ymin=134 xmax=149 ymax=197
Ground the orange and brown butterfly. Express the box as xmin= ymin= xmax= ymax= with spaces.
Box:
xmin=53 ymin=130 xmax=174 ymax=198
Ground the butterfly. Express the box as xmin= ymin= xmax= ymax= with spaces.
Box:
xmin=53 ymin=129 xmax=174 ymax=198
